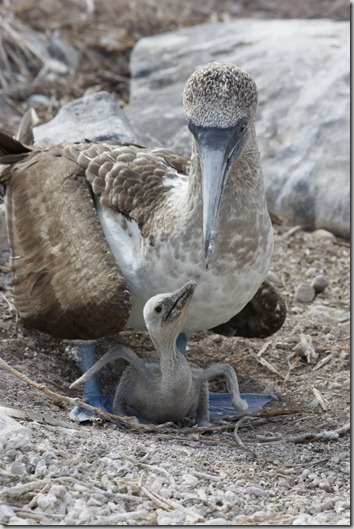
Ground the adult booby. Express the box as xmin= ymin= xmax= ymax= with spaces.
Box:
xmin=0 ymin=61 xmax=286 ymax=420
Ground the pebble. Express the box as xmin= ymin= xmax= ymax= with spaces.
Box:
xmin=250 ymin=510 xmax=268 ymax=521
xmin=9 ymin=461 xmax=26 ymax=476
xmin=311 ymin=274 xmax=328 ymax=293
xmin=223 ymin=490 xmax=236 ymax=504
xmin=205 ymin=517 xmax=230 ymax=525
xmin=311 ymin=229 xmax=336 ymax=240
xmin=295 ymin=283 xmax=316 ymax=303
xmin=246 ymin=487 xmax=269 ymax=497
xmin=319 ymin=480 xmax=332 ymax=492
xmin=156 ymin=509 xmax=186 ymax=525
xmin=35 ymin=458 xmax=48 ymax=477
xmin=0 ymin=505 xmax=15 ymax=524
xmin=8 ymin=516 xmax=31 ymax=525
xmin=309 ymin=499 xmax=335 ymax=513
xmin=266 ymin=270 xmax=283 ymax=286
xmin=306 ymin=267 xmax=318 ymax=277
xmin=181 ymin=473 xmax=199 ymax=487
xmin=37 ymin=492 xmax=57 ymax=510
xmin=335 ymin=500 xmax=350 ymax=514
xmin=27 ymin=94 xmax=52 ymax=107
xmin=301 ymin=469 xmax=311 ymax=479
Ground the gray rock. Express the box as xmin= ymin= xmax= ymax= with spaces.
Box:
xmin=0 ymin=412 xmax=32 ymax=451
xmin=311 ymin=274 xmax=328 ymax=293
xmin=33 ymin=91 xmax=141 ymax=147
xmin=296 ymin=283 xmax=316 ymax=303
xmin=126 ymin=18 xmax=349 ymax=239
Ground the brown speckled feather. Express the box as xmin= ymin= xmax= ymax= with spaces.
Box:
xmin=64 ymin=143 xmax=189 ymax=232
xmin=212 ymin=280 xmax=286 ymax=338
xmin=0 ymin=134 xmax=131 ymax=340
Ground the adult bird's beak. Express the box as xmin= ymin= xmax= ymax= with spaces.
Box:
xmin=189 ymin=123 xmax=245 ymax=267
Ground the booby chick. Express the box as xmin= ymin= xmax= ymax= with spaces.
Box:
xmin=70 ymin=281 xmax=248 ymax=425
xmin=0 ymin=61 xmax=285 ymax=420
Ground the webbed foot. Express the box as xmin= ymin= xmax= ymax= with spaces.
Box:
xmin=69 ymin=395 xmax=113 ymax=423
xmin=209 ymin=392 xmax=277 ymax=419
xmin=69 ymin=341 xmax=113 ymax=423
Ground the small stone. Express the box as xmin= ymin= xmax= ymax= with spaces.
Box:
xmin=246 ymin=486 xmax=269 ymax=497
xmin=224 ymin=490 xmax=236 ymax=504
xmin=335 ymin=500 xmax=350 ymax=514
xmin=50 ymin=484 xmax=68 ymax=498
xmin=309 ymin=499 xmax=335 ymax=513
xmin=296 ymin=283 xmax=316 ymax=303
xmin=311 ymin=229 xmax=336 ymax=240
xmin=250 ymin=511 xmax=268 ymax=521
xmin=35 ymin=458 xmax=47 ymax=477
xmin=156 ymin=509 xmax=185 ymax=525
xmin=27 ymin=94 xmax=51 ymax=107
xmin=8 ymin=516 xmax=31 ymax=525
xmin=181 ymin=473 xmax=199 ymax=487
xmin=205 ymin=518 xmax=229 ymax=525
xmin=308 ymin=472 xmax=318 ymax=481
xmin=9 ymin=461 xmax=26 ymax=476
xmin=266 ymin=270 xmax=283 ymax=286
xmin=37 ymin=492 xmax=53 ymax=510
xmin=135 ymin=443 xmax=147 ymax=456
xmin=319 ymin=480 xmax=332 ymax=492
xmin=311 ymin=274 xmax=328 ymax=293
xmin=306 ymin=267 xmax=318 ymax=277
xmin=0 ymin=505 xmax=15 ymax=524
xmin=292 ymin=513 xmax=312 ymax=524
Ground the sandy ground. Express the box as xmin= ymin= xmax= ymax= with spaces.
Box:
xmin=0 ymin=0 xmax=350 ymax=525
xmin=0 ymin=222 xmax=350 ymax=525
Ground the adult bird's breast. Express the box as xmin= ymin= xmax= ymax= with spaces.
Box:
xmin=97 ymin=199 xmax=273 ymax=333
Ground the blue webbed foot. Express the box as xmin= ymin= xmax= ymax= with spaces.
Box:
xmin=177 ymin=333 xmax=276 ymax=418
xmin=208 ymin=392 xmax=277 ymax=419
xmin=69 ymin=341 xmax=113 ymax=423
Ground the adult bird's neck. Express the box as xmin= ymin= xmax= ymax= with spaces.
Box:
xmin=182 ymin=132 xmax=267 ymax=252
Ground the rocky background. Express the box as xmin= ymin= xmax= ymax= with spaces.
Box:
xmin=0 ymin=0 xmax=350 ymax=525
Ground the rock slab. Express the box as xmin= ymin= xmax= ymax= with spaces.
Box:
xmin=126 ymin=18 xmax=349 ymax=239
xmin=34 ymin=91 xmax=141 ymax=146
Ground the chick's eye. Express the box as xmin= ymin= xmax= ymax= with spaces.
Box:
xmin=155 ymin=305 xmax=162 ymax=313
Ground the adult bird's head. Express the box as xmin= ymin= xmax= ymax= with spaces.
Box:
xmin=183 ymin=61 xmax=258 ymax=267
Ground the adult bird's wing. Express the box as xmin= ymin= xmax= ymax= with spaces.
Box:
xmin=63 ymin=143 xmax=189 ymax=234
xmin=211 ymin=280 xmax=286 ymax=338
xmin=0 ymin=132 xmax=131 ymax=340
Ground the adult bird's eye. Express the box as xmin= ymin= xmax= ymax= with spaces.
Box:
xmin=239 ymin=121 xmax=247 ymax=133
xmin=155 ymin=305 xmax=162 ymax=313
